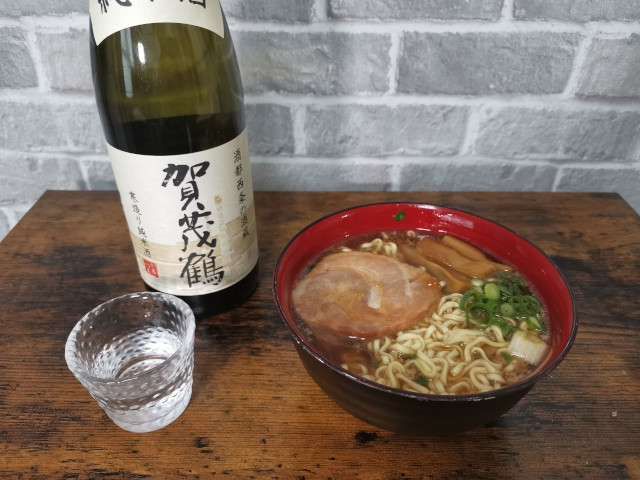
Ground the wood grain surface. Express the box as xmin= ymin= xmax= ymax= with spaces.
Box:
xmin=1 ymin=190 xmax=638 ymax=479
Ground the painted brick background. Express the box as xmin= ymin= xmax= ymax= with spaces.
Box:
xmin=1 ymin=0 xmax=639 ymax=240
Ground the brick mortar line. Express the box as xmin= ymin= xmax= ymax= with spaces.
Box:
xmin=249 ymin=156 xmax=640 ymax=168
xmin=1 ymin=90 xmax=639 ymax=111
xmin=459 ymin=109 xmax=481 ymax=157
xmin=0 ymin=18 xmax=21 ymax=28
xmin=8 ymin=14 xmax=87 ymax=30
xmin=23 ymin=27 xmax=49 ymax=92
xmin=389 ymin=161 xmax=402 ymax=191
xmin=244 ymin=94 xmax=640 ymax=110
xmin=292 ymin=104 xmax=307 ymax=156
xmin=3 ymin=154 xmax=637 ymax=174
xmin=3 ymin=152 xmax=637 ymax=168
xmin=561 ymin=35 xmax=594 ymax=99
xmin=312 ymin=0 xmax=328 ymax=22
xmin=228 ymin=19 xmax=640 ymax=35
xmin=4 ymin=142 xmax=639 ymax=168
xmin=0 ymin=148 xmax=105 ymax=158
xmin=501 ymin=0 xmax=516 ymax=21
xmin=76 ymin=156 xmax=95 ymax=189
xmin=0 ymin=90 xmax=95 ymax=103
xmin=11 ymin=153 xmax=640 ymax=168
xmin=387 ymin=31 xmax=400 ymax=95
xmin=5 ymin=14 xmax=639 ymax=35
xmin=630 ymin=131 xmax=640 ymax=160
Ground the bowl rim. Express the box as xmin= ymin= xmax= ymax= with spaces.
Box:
xmin=273 ymin=201 xmax=578 ymax=403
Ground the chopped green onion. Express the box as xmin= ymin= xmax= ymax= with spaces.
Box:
xmin=490 ymin=314 xmax=518 ymax=338
xmin=460 ymin=289 xmax=483 ymax=310
xmin=484 ymin=282 xmax=500 ymax=300
xmin=469 ymin=305 xmax=489 ymax=324
xmin=500 ymin=303 xmax=515 ymax=317
xmin=415 ymin=375 xmax=429 ymax=386
xmin=525 ymin=316 xmax=543 ymax=331
xmin=459 ymin=272 xmax=545 ymax=340
xmin=522 ymin=295 xmax=542 ymax=315
xmin=502 ymin=352 xmax=513 ymax=364
xmin=394 ymin=210 xmax=406 ymax=222
xmin=471 ymin=278 xmax=485 ymax=287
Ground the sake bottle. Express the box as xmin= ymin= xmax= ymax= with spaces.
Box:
xmin=89 ymin=0 xmax=259 ymax=317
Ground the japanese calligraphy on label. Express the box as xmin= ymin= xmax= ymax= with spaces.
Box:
xmin=90 ymin=0 xmax=224 ymax=46
xmin=108 ymin=129 xmax=259 ymax=296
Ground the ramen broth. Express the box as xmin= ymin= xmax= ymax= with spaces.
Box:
xmin=292 ymin=231 xmax=550 ymax=396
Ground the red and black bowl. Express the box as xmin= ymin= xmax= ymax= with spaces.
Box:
xmin=273 ymin=203 xmax=577 ymax=435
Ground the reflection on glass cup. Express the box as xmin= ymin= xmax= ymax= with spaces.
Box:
xmin=65 ymin=292 xmax=196 ymax=433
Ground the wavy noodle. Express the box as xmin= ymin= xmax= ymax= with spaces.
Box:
xmin=352 ymin=291 xmax=533 ymax=395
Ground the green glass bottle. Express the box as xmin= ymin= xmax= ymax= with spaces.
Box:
xmin=89 ymin=0 xmax=259 ymax=317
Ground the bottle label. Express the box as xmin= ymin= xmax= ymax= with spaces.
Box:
xmin=108 ymin=129 xmax=259 ymax=297
xmin=90 ymin=0 xmax=224 ymax=46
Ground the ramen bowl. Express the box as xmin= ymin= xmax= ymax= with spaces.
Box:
xmin=273 ymin=203 xmax=577 ymax=435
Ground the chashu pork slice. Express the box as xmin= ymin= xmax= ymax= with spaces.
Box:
xmin=292 ymin=251 xmax=441 ymax=339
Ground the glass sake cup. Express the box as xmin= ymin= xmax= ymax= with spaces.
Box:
xmin=65 ymin=292 xmax=196 ymax=433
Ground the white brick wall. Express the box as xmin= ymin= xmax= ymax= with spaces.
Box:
xmin=1 ymin=0 xmax=639 ymax=240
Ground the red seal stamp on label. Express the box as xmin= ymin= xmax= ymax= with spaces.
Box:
xmin=144 ymin=259 xmax=159 ymax=278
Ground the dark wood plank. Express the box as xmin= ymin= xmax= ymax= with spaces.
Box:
xmin=1 ymin=190 xmax=638 ymax=479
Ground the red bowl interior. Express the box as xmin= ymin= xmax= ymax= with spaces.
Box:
xmin=274 ymin=202 xmax=577 ymax=399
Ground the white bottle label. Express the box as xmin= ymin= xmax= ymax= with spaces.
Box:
xmin=108 ymin=129 xmax=259 ymax=297
xmin=90 ymin=0 xmax=224 ymax=46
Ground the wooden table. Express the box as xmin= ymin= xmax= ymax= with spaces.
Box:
xmin=1 ymin=191 xmax=638 ymax=479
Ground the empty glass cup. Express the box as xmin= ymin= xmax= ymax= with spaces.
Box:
xmin=65 ymin=292 xmax=196 ymax=432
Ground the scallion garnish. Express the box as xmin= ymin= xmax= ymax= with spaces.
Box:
xmin=525 ymin=316 xmax=543 ymax=331
xmin=459 ymin=272 xmax=545 ymax=339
